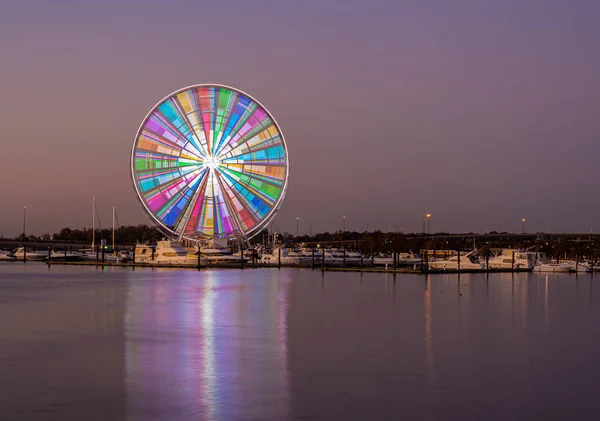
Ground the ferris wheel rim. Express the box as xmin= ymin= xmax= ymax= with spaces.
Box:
xmin=130 ymin=83 xmax=289 ymax=241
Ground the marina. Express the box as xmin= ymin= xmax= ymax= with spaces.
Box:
xmin=4 ymin=241 xmax=600 ymax=275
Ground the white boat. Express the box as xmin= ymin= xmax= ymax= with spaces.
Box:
xmin=372 ymin=252 xmax=421 ymax=266
xmin=372 ymin=253 xmax=393 ymax=266
xmin=398 ymin=252 xmax=422 ymax=265
xmin=563 ymin=260 xmax=592 ymax=272
xmin=531 ymin=252 xmax=572 ymax=273
xmin=78 ymin=248 xmax=99 ymax=260
xmin=133 ymin=244 xmax=154 ymax=263
xmin=316 ymin=249 xmax=361 ymax=266
xmin=0 ymin=251 xmax=16 ymax=261
xmin=12 ymin=247 xmax=47 ymax=261
xmin=428 ymin=251 xmax=484 ymax=270
xmin=49 ymin=250 xmax=85 ymax=261
xmin=343 ymin=250 xmax=364 ymax=265
xmin=288 ymin=247 xmax=319 ymax=265
xmin=152 ymin=241 xmax=207 ymax=266
xmin=198 ymin=244 xmax=244 ymax=265
xmin=260 ymin=247 xmax=302 ymax=265
xmin=486 ymin=249 xmax=534 ymax=270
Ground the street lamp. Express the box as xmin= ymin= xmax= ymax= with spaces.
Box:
xmin=426 ymin=213 xmax=431 ymax=235
xmin=22 ymin=206 xmax=27 ymax=240
xmin=343 ymin=215 xmax=346 ymax=232
xmin=521 ymin=218 xmax=526 ymax=234
xmin=296 ymin=217 xmax=299 ymax=240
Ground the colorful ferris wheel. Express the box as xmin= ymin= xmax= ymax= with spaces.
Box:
xmin=130 ymin=84 xmax=289 ymax=240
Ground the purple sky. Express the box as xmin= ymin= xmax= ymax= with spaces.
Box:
xmin=1 ymin=0 xmax=599 ymax=237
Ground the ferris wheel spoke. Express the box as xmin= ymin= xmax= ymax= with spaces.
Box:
xmin=219 ymin=164 xmax=284 ymax=192
xmin=171 ymin=90 xmax=211 ymax=158
xmin=213 ymin=96 xmax=257 ymax=158
xmin=213 ymin=170 xmax=260 ymax=234
xmin=214 ymin=107 xmax=272 ymax=158
xmin=149 ymin=172 xmax=202 ymax=231
xmin=173 ymin=168 xmax=211 ymax=236
xmin=156 ymin=98 xmax=208 ymax=159
xmin=220 ymin=133 xmax=283 ymax=163
xmin=211 ymin=88 xmax=236 ymax=158
xmin=216 ymin=168 xmax=272 ymax=225
xmin=194 ymin=87 xmax=217 ymax=157
xmin=218 ymin=166 xmax=280 ymax=206
xmin=142 ymin=111 xmax=207 ymax=162
xmin=213 ymin=170 xmax=250 ymax=236
xmin=141 ymin=167 xmax=204 ymax=214
xmin=135 ymin=165 xmax=202 ymax=195
xmin=220 ymin=143 xmax=286 ymax=167
xmin=205 ymin=170 xmax=238 ymax=236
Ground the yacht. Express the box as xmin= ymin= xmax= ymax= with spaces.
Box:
xmin=372 ymin=253 xmax=393 ymax=266
xmin=260 ymin=247 xmax=303 ymax=265
xmin=152 ymin=241 xmax=207 ymax=266
xmin=288 ymin=247 xmax=319 ymax=265
xmin=398 ymin=252 xmax=422 ymax=266
xmin=78 ymin=248 xmax=100 ymax=260
xmin=531 ymin=252 xmax=572 ymax=273
xmin=486 ymin=249 xmax=534 ymax=270
xmin=428 ymin=251 xmax=484 ymax=270
xmin=563 ymin=260 xmax=592 ymax=272
xmin=11 ymin=247 xmax=47 ymax=261
xmin=318 ymin=249 xmax=361 ymax=266
xmin=0 ymin=251 xmax=16 ymax=261
xmin=343 ymin=249 xmax=364 ymax=266
xmin=198 ymin=244 xmax=244 ymax=265
xmin=372 ymin=252 xmax=421 ymax=266
xmin=133 ymin=244 xmax=155 ymax=263
xmin=49 ymin=250 xmax=85 ymax=261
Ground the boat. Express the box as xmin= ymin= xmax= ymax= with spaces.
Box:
xmin=531 ymin=252 xmax=572 ymax=273
xmin=260 ymin=247 xmax=303 ymax=265
xmin=398 ymin=252 xmax=422 ymax=266
xmin=372 ymin=253 xmax=393 ymax=266
xmin=49 ymin=250 xmax=85 ymax=261
xmin=372 ymin=252 xmax=421 ymax=266
xmin=342 ymin=249 xmax=364 ymax=266
xmin=198 ymin=244 xmax=243 ymax=265
xmin=78 ymin=248 xmax=100 ymax=261
xmin=0 ymin=251 xmax=16 ymax=261
xmin=289 ymin=247 xmax=321 ymax=265
xmin=563 ymin=260 xmax=592 ymax=272
xmin=152 ymin=241 xmax=207 ymax=266
xmin=486 ymin=249 xmax=534 ymax=270
xmin=133 ymin=243 xmax=155 ymax=263
xmin=428 ymin=251 xmax=484 ymax=270
xmin=11 ymin=247 xmax=47 ymax=261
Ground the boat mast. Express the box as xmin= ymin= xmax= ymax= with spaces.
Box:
xmin=112 ymin=205 xmax=115 ymax=250
xmin=92 ymin=195 xmax=95 ymax=249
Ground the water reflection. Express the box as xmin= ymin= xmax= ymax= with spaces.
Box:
xmin=4 ymin=265 xmax=600 ymax=420
xmin=124 ymin=269 xmax=291 ymax=421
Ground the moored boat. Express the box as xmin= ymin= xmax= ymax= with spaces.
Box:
xmin=11 ymin=247 xmax=47 ymax=261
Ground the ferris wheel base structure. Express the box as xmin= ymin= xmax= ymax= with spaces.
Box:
xmin=130 ymin=84 xmax=289 ymax=243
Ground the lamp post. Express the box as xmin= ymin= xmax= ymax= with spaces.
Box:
xmin=296 ymin=217 xmax=299 ymax=240
xmin=343 ymin=215 xmax=346 ymax=232
xmin=22 ymin=206 xmax=27 ymax=240
xmin=522 ymin=218 xmax=526 ymax=234
xmin=426 ymin=213 xmax=431 ymax=235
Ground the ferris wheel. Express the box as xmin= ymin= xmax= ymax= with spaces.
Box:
xmin=130 ymin=84 xmax=289 ymax=241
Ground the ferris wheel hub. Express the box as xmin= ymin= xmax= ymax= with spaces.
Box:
xmin=205 ymin=155 xmax=220 ymax=170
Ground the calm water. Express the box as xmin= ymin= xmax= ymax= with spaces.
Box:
xmin=1 ymin=264 xmax=600 ymax=420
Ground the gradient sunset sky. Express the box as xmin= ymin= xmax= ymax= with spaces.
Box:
xmin=1 ymin=0 xmax=599 ymax=237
